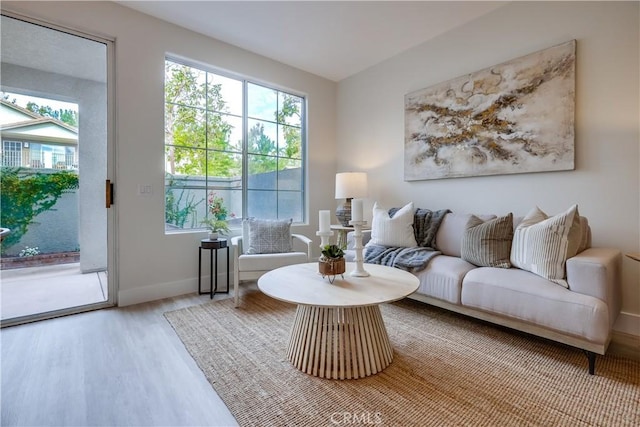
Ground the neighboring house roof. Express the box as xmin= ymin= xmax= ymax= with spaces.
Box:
xmin=0 ymin=99 xmax=78 ymax=145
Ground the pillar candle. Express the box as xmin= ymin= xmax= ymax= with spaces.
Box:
xmin=319 ymin=210 xmax=330 ymax=232
xmin=352 ymin=199 xmax=363 ymax=222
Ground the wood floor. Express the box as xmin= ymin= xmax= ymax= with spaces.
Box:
xmin=1 ymin=292 xmax=238 ymax=426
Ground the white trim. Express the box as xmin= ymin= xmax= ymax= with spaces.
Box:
xmin=118 ymin=273 xmax=231 ymax=307
xmin=613 ymin=311 xmax=640 ymax=337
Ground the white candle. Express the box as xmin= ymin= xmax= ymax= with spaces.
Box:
xmin=319 ymin=210 xmax=330 ymax=232
xmin=352 ymin=199 xmax=363 ymax=222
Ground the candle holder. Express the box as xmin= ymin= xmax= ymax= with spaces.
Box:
xmin=348 ymin=220 xmax=369 ymax=277
xmin=316 ymin=230 xmax=335 ymax=250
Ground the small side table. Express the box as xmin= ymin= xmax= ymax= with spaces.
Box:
xmin=331 ymin=224 xmax=370 ymax=250
xmin=198 ymin=238 xmax=229 ymax=299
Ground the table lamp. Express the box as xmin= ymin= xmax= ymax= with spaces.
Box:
xmin=335 ymin=172 xmax=368 ymax=226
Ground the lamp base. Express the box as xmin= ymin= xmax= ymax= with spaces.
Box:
xmin=335 ymin=198 xmax=352 ymax=227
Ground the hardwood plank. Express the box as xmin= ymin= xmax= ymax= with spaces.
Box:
xmin=1 ymin=293 xmax=238 ymax=426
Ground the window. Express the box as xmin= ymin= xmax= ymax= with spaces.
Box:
xmin=164 ymin=58 xmax=305 ymax=232
xmin=2 ymin=141 xmax=22 ymax=167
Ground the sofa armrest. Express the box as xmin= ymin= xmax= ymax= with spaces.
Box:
xmin=346 ymin=230 xmax=372 ymax=250
xmin=292 ymin=234 xmax=313 ymax=261
xmin=566 ymin=247 xmax=622 ymax=326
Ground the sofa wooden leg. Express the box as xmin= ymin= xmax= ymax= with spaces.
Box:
xmin=583 ymin=350 xmax=596 ymax=375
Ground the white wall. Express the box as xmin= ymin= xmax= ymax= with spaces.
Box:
xmin=2 ymin=1 xmax=338 ymax=305
xmin=337 ymin=2 xmax=639 ymax=335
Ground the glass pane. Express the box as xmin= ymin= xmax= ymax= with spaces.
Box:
xmin=165 ymin=61 xmax=206 ymax=109
xmin=206 ymin=150 xmax=242 ymax=179
xmin=277 ymin=160 xmax=302 ymax=191
xmin=208 ymin=113 xmax=242 ymax=153
xmin=248 ymin=83 xmax=277 ymax=121
xmin=278 ymin=124 xmax=301 ymax=159
xmin=248 ymin=154 xmax=277 ymax=189
xmin=278 ymin=92 xmax=302 ymax=127
xmin=165 ymin=104 xmax=205 ymax=148
xmin=278 ymin=191 xmax=303 ymax=222
xmin=166 ymin=146 xmax=206 ymax=176
xmin=247 ymin=119 xmax=277 ymax=155
xmin=207 ymin=73 xmax=242 ymax=115
xmin=165 ymin=178 xmax=206 ymax=230
xmin=247 ymin=190 xmax=277 ymax=220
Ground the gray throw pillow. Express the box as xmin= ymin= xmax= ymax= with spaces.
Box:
xmin=461 ymin=213 xmax=513 ymax=268
xmin=246 ymin=218 xmax=293 ymax=254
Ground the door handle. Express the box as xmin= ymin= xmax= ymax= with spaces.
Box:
xmin=106 ymin=180 xmax=114 ymax=208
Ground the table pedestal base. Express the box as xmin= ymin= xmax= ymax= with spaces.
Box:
xmin=287 ymin=305 xmax=393 ymax=380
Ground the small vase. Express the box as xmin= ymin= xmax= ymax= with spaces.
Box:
xmin=208 ymin=232 xmax=219 ymax=240
xmin=319 ymin=257 xmax=346 ymax=281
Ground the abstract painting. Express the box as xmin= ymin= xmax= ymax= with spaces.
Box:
xmin=404 ymin=40 xmax=575 ymax=181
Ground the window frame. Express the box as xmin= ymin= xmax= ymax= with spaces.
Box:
xmin=164 ymin=55 xmax=307 ymax=234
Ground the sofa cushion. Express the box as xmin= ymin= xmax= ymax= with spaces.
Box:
xmin=369 ymin=202 xmax=417 ymax=248
xmin=461 ymin=267 xmax=609 ymax=344
xmin=245 ymin=218 xmax=293 ymax=254
xmin=413 ymin=255 xmax=477 ymax=304
xmin=436 ymin=213 xmax=496 ymax=257
xmin=461 ymin=213 xmax=514 ymax=268
xmin=510 ymin=205 xmax=581 ymax=288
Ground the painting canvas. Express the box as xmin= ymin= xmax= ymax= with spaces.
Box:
xmin=404 ymin=40 xmax=575 ymax=181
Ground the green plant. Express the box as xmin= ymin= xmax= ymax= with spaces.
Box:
xmin=165 ymin=174 xmax=202 ymax=228
xmin=0 ymin=167 xmax=79 ymax=253
xmin=201 ymin=191 xmax=233 ymax=234
xmin=321 ymin=244 xmax=344 ymax=260
xmin=200 ymin=217 xmax=231 ymax=234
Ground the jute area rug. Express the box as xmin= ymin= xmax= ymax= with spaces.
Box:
xmin=165 ymin=290 xmax=639 ymax=426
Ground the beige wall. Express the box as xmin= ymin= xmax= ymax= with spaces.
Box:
xmin=337 ymin=1 xmax=639 ymax=335
xmin=2 ymin=1 xmax=338 ymax=305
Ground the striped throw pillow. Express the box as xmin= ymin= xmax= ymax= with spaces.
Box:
xmin=510 ymin=205 xmax=581 ymax=288
xmin=461 ymin=213 xmax=513 ymax=268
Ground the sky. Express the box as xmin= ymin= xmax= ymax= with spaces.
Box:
xmin=2 ymin=91 xmax=78 ymax=113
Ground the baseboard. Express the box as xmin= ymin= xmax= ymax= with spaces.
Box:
xmin=118 ymin=272 xmax=231 ymax=307
xmin=609 ymin=331 xmax=640 ymax=361
xmin=613 ymin=311 xmax=640 ymax=336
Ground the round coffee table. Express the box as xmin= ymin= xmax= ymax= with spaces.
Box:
xmin=258 ymin=262 xmax=419 ymax=380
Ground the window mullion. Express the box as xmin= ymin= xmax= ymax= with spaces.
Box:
xmin=242 ymin=79 xmax=249 ymax=220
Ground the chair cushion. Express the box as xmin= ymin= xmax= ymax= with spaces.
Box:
xmin=238 ymin=252 xmax=308 ymax=272
xmin=245 ymin=218 xmax=293 ymax=254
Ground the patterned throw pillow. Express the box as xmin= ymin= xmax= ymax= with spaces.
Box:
xmin=246 ymin=218 xmax=293 ymax=254
xmin=369 ymin=202 xmax=417 ymax=248
xmin=461 ymin=213 xmax=513 ymax=268
xmin=510 ymin=205 xmax=581 ymax=288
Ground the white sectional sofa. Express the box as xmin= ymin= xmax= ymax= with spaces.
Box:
xmin=346 ymin=210 xmax=622 ymax=375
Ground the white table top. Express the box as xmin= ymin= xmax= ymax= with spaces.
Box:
xmin=258 ymin=262 xmax=419 ymax=308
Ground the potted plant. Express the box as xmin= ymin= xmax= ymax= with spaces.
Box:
xmin=201 ymin=192 xmax=233 ymax=240
xmin=319 ymin=244 xmax=346 ymax=282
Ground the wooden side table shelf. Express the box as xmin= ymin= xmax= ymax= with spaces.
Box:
xmin=198 ymin=238 xmax=229 ymax=299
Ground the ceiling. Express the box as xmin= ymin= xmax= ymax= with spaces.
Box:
xmin=118 ymin=1 xmax=506 ymax=82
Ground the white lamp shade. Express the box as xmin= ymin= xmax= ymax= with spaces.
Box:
xmin=335 ymin=172 xmax=368 ymax=199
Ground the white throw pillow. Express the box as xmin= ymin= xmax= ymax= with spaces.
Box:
xmin=369 ymin=202 xmax=417 ymax=248
xmin=510 ymin=205 xmax=581 ymax=288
